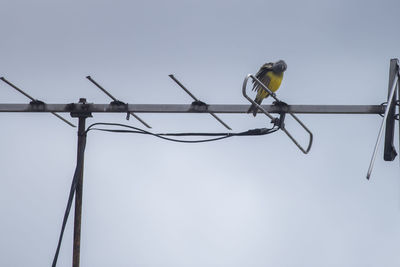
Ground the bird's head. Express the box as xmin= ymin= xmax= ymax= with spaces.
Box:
xmin=272 ymin=60 xmax=287 ymax=73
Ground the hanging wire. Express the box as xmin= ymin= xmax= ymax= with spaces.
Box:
xmin=85 ymin=121 xmax=283 ymax=143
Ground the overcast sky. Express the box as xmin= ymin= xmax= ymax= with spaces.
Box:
xmin=1 ymin=0 xmax=400 ymax=266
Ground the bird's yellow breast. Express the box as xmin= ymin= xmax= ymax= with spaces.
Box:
xmin=257 ymin=71 xmax=284 ymax=99
xmin=266 ymin=71 xmax=283 ymax=92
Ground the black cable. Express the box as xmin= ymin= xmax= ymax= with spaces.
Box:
xmin=86 ymin=122 xmax=281 ymax=143
xmin=89 ymin=126 xmax=232 ymax=143
xmin=52 ymin=133 xmax=86 ymax=267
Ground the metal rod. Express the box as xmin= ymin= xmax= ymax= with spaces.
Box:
xmin=242 ymin=75 xmax=275 ymax=120
xmin=0 ymin=77 xmax=76 ymax=127
xmin=208 ymin=113 xmax=231 ymax=130
xmin=168 ymin=74 xmax=199 ymax=101
xmin=367 ymin=73 xmax=399 ymax=179
xmin=0 ymin=103 xmax=385 ymax=114
xmin=1 ymin=77 xmax=35 ymax=100
xmin=127 ymin=112 xmax=152 ymax=128
xmin=168 ymin=74 xmax=232 ymax=130
xmin=86 ymin=76 xmax=118 ymax=101
xmin=397 ymin=75 xmax=400 ymax=184
xmin=86 ymin=76 xmax=152 ymax=128
xmin=52 ymin=112 xmax=77 ymax=128
xmin=281 ymin=112 xmax=313 ymax=154
xmin=72 ymin=116 xmax=87 ymax=267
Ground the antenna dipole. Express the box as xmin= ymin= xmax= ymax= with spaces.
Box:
xmin=0 ymin=77 xmax=76 ymax=127
xmin=169 ymin=74 xmax=232 ymax=130
xmin=86 ymin=76 xmax=151 ymax=128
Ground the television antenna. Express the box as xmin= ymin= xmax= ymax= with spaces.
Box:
xmin=1 ymin=59 xmax=398 ymax=267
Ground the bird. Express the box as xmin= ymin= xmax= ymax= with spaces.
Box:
xmin=247 ymin=60 xmax=287 ymax=117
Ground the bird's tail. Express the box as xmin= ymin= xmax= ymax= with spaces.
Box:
xmin=247 ymin=99 xmax=262 ymax=117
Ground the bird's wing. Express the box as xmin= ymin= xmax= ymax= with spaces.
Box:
xmin=252 ymin=63 xmax=273 ymax=92
xmin=256 ymin=62 xmax=274 ymax=76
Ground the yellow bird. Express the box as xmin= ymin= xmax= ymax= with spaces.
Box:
xmin=247 ymin=60 xmax=287 ymax=116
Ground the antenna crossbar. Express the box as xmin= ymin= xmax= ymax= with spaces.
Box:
xmin=0 ymin=103 xmax=385 ymax=114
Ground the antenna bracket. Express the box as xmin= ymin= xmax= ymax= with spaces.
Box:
xmin=190 ymin=100 xmax=209 ymax=112
xmin=70 ymin=98 xmax=93 ymax=118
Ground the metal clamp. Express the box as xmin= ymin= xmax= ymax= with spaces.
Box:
xmin=242 ymin=74 xmax=313 ymax=154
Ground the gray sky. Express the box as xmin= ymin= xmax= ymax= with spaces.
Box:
xmin=1 ymin=0 xmax=400 ymax=266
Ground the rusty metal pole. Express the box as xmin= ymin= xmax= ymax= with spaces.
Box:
xmin=72 ymin=117 xmax=86 ymax=267
xmin=71 ymin=98 xmax=92 ymax=267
